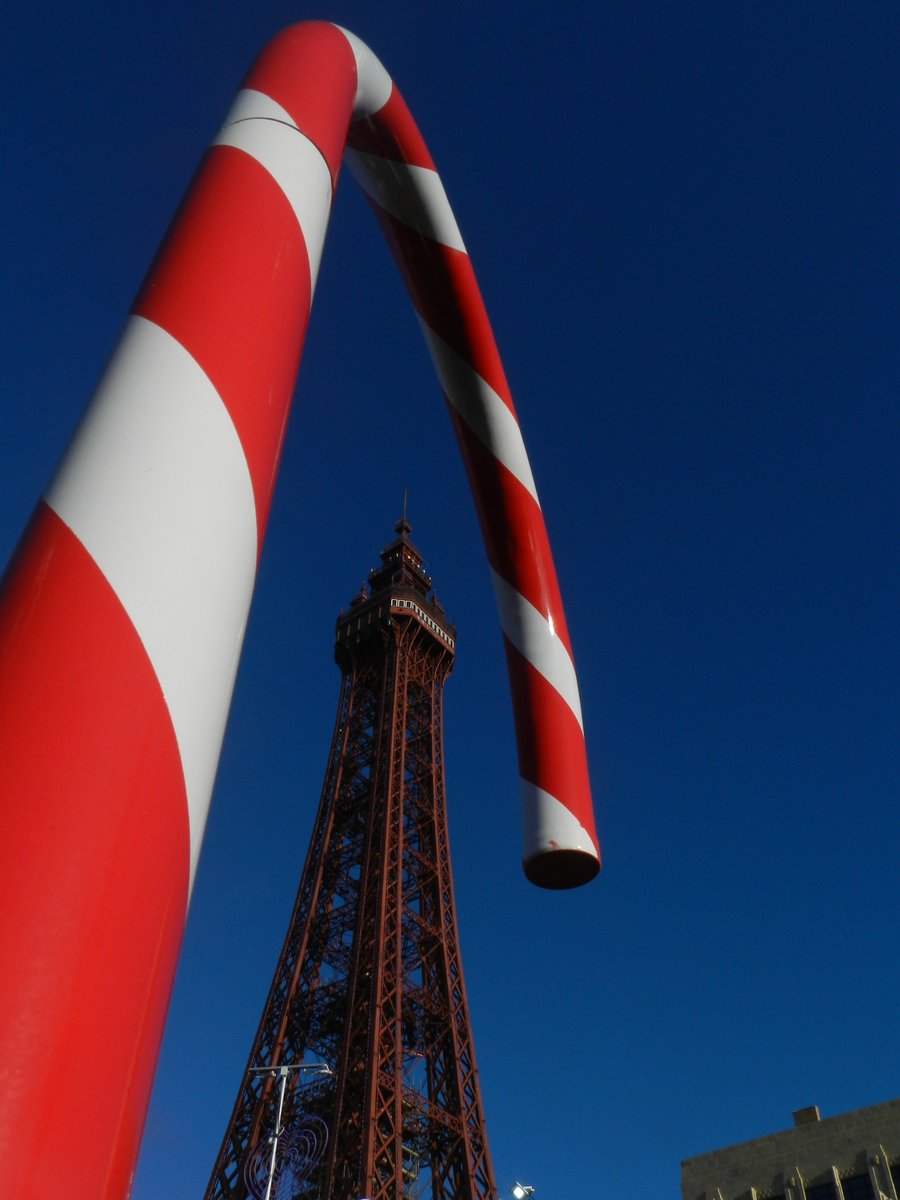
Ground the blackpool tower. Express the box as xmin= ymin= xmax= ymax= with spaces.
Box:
xmin=203 ymin=518 xmax=497 ymax=1200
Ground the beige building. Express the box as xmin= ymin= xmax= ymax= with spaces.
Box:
xmin=682 ymin=1100 xmax=900 ymax=1200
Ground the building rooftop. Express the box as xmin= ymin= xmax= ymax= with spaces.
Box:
xmin=681 ymin=1098 xmax=900 ymax=1200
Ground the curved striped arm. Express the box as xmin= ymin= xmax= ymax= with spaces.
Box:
xmin=338 ymin=28 xmax=599 ymax=888
xmin=0 ymin=22 xmax=598 ymax=1200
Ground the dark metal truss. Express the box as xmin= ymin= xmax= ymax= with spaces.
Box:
xmin=203 ymin=531 xmax=497 ymax=1200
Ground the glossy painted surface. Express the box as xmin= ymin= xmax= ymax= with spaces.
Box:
xmin=0 ymin=20 xmax=596 ymax=1198
xmin=343 ymin=78 xmax=598 ymax=884
xmin=0 ymin=504 xmax=189 ymax=1198
xmin=46 ymin=316 xmax=259 ymax=880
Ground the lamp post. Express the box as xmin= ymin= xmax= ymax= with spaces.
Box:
xmin=512 ymin=1185 xmax=536 ymax=1199
xmin=247 ymin=1062 xmax=332 ymax=1200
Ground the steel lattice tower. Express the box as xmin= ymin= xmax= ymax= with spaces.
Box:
xmin=203 ymin=519 xmax=498 ymax=1200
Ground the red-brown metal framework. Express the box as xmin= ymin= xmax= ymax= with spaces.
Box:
xmin=203 ymin=519 xmax=497 ymax=1200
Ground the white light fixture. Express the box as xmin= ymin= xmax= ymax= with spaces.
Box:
xmin=246 ymin=1062 xmax=334 ymax=1200
xmin=512 ymin=1185 xmax=535 ymax=1199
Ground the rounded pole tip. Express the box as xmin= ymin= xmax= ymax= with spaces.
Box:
xmin=523 ymin=848 xmax=600 ymax=890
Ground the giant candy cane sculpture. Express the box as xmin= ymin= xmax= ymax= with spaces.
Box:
xmin=0 ymin=22 xmax=599 ymax=1200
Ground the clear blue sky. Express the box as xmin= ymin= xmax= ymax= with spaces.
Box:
xmin=2 ymin=3 xmax=898 ymax=1197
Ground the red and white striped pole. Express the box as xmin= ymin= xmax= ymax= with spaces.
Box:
xmin=0 ymin=22 xmax=598 ymax=1199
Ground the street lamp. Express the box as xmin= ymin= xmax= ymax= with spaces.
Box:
xmin=512 ymin=1185 xmax=535 ymax=1199
xmin=247 ymin=1061 xmax=333 ymax=1200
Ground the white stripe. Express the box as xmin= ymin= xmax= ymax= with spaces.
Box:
xmin=216 ymin=87 xmax=298 ymax=131
xmin=214 ymin=88 xmax=334 ymax=288
xmin=333 ymin=26 xmax=393 ymax=118
xmin=418 ymin=322 xmax=539 ymax=503
xmin=490 ymin=567 xmax=584 ymax=733
xmin=520 ymin=780 xmax=599 ymax=860
xmin=345 ymin=150 xmax=466 ymax=253
xmin=45 ymin=316 xmax=258 ymax=889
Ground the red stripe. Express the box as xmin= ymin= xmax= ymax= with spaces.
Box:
xmin=348 ymin=86 xmax=435 ymax=170
xmin=243 ymin=21 xmax=357 ymax=189
xmin=0 ymin=503 xmax=190 ymax=1200
xmin=504 ymin=639 xmax=598 ymax=854
xmin=448 ymin=408 xmax=573 ymax=657
xmin=364 ymin=203 xmax=515 ymax=413
xmin=134 ymin=145 xmax=311 ymax=549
